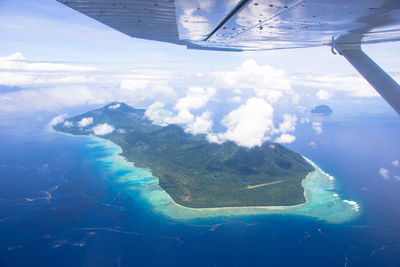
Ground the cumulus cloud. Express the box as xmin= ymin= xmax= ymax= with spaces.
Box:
xmin=49 ymin=113 xmax=68 ymax=126
xmin=185 ymin=111 xmax=213 ymax=135
xmin=392 ymin=160 xmax=399 ymax=167
xmin=213 ymin=60 xmax=296 ymax=104
xmin=206 ymin=133 xmax=223 ymax=144
xmin=210 ymin=98 xmax=275 ymax=147
xmin=119 ymin=79 xmax=176 ymax=102
xmin=275 ymin=114 xmax=297 ymax=134
xmin=166 ymin=109 xmax=195 ymax=124
xmin=275 ymin=134 xmax=296 ymax=144
xmin=108 ymin=103 xmax=120 ymax=109
xmin=78 ymin=117 xmax=93 ymax=127
xmin=92 ymin=123 xmax=114 ymax=135
xmin=166 ymin=87 xmax=216 ymax=125
xmin=0 ymin=53 xmax=181 ymax=113
xmin=145 ymin=101 xmax=165 ymax=121
xmin=204 ymin=97 xmax=299 ymax=147
xmin=214 ymin=60 xmax=290 ymax=90
xmin=379 ymin=168 xmax=390 ymax=180
xmin=63 ymin=121 xmax=73 ymax=127
xmin=316 ymin=89 xmax=332 ymax=100
xmin=312 ymin=122 xmax=322 ymax=134
xmin=175 ymin=87 xmax=216 ymax=111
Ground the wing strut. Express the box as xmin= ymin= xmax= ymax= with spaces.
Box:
xmin=333 ymin=37 xmax=400 ymax=115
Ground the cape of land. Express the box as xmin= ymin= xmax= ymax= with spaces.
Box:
xmin=54 ymin=103 xmax=314 ymax=208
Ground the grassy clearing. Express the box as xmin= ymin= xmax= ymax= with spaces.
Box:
xmin=246 ymin=180 xmax=284 ymax=189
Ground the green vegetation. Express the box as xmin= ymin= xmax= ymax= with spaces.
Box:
xmin=54 ymin=102 xmax=314 ymax=208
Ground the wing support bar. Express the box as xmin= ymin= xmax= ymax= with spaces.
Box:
xmin=333 ymin=38 xmax=400 ymax=115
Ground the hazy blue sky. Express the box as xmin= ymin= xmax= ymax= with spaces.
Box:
xmin=1 ymin=0 xmax=399 ymax=146
xmin=1 ymin=0 xmax=398 ymax=72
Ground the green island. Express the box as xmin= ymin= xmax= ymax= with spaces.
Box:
xmin=53 ymin=102 xmax=314 ymax=208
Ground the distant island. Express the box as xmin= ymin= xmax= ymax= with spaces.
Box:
xmin=53 ymin=103 xmax=314 ymax=208
xmin=311 ymin=105 xmax=333 ymax=114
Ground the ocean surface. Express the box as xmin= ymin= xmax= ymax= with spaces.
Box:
xmin=0 ymin=113 xmax=399 ymax=266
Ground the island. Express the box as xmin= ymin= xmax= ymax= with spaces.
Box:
xmin=311 ymin=105 xmax=333 ymax=114
xmin=53 ymin=102 xmax=314 ymax=208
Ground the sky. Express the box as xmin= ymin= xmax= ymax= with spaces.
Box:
xmin=0 ymin=0 xmax=399 ymax=147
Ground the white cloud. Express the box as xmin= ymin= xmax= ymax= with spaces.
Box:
xmin=212 ymin=98 xmax=275 ymax=148
xmin=63 ymin=121 xmax=73 ymax=127
xmin=0 ymin=52 xmax=99 ymax=72
xmin=166 ymin=109 xmax=194 ymax=124
xmin=379 ymin=168 xmax=390 ymax=180
xmin=0 ymin=70 xmax=102 ymax=87
xmin=214 ymin=60 xmax=290 ymax=90
xmin=233 ymin=88 xmax=243 ymax=94
xmin=0 ymin=85 xmax=113 ymax=112
xmin=49 ymin=113 xmax=68 ymax=126
xmin=275 ymin=134 xmax=296 ymax=144
xmin=291 ymin=73 xmax=379 ymax=98
xmin=120 ymin=79 xmax=176 ymax=102
xmin=297 ymin=106 xmax=308 ymax=113
xmin=213 ymin=60 xmax=296 ymax=104
xmin=166 ymin=87 xmax=216 ymax=125
xmin=312 ymin=122 xmax=322 ymax=134
xmin=175 ymin=87 xmax=216 ymax=111
xmin=309 ymin=141 xmax=317 ymax=147
xmin=117 ymin=128 xmax=126 ymax=134
xmin=206 ymin=133 xmax=223 ymax=144
xmin=108 ymin=103 xmax=120 ymax=109
xmin=0 ymin=52 xmax=25 ymax=61
xmin=392 ymin=160 xmax=399 ymax=167
xmin=0 ymin=53 xmax=103 ymax=87
xmin=394 ymin=176 xmax=400 ymax=181
xmin=316 ymin=89 xmax=332 ymax=100
xmin=256 ymin=89 xmax=284 ymax=103
xmin=78 ymin=117 xmax=93 ymax=127
xmin=0 ymin=53 xmax=181 ymax=113
xmin=275 ymin=114 xmax=297 ymax=134
xmin=185 ymin=111 xmax=213 ymax=135
xmin=228 ymin=96 xmax=242 ymax=103
xmin=145 ymin=101 xmax=165 ymax=121
xmin=92 ymin=123 xmax=115 ymax=135
xmin=300 ymin=117 xmax=310 ymax=124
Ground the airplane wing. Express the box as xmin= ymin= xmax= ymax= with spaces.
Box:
xmin=56 ymin=0 xmax=400 ymax=114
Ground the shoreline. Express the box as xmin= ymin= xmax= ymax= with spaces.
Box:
xmin=51 ymin=127 xmax=361 ymax=224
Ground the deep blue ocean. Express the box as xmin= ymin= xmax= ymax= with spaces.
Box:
xmin=1 ymin=112 xmax=399 ymax=267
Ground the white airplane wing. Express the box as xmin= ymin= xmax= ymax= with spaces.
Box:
xmin=56 ymin=0 xmax=400 ymax=114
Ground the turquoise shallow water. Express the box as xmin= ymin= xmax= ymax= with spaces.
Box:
xmin=89 ymin=136 xmax=360 ymax=224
